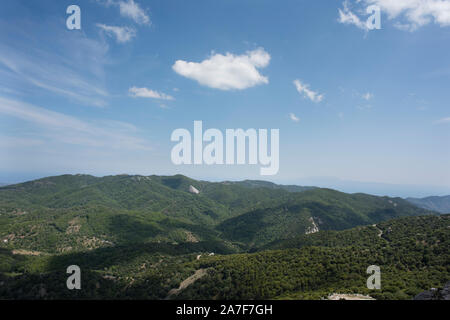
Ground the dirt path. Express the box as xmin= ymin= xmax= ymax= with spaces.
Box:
xmin=166 ymin=269 xmax=207 ymax=299
xmin=372 ymin=224 xmax=383 ymax=238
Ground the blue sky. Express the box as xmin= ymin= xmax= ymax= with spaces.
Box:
xmin=0 ymin=0 xmax=449 ymax=197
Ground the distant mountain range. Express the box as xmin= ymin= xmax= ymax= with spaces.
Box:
xmin=0 ymin=174 xmax=437 ymax=251
xmin=406 ymin=195 xmax=450 ymax=214
xmin=0 ymin=174 xmax=446 ymax=300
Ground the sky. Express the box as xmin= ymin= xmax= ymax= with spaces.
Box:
xmin=0 ymin=0 xmax=449 ymax=197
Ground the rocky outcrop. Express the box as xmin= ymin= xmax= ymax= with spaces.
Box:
xmin=305 ymin=217 xmax=319 ymax=234
xmin=189 ymin=185 xmax=200 ymax=194
xmin=414 ymin=281 xmax=450 ymax=300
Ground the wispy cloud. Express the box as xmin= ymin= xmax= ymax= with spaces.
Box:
xmin=97 ymin=24 xmax=136 ymax=43
xmin=362 ymin=92 xmax=374 ymax=100
xmin=338 ymin=1 xmax=369 ymax=30
xmin=173 ymin=48 xmax=270 ymax=90
xmin=97 ymin=0 xmax=150 ymax=25
xmin=0 ymin=96 xmax=151 ymax=150
xmin=293 ymin=79 xmax=324 ymax=103
xmin=119 ymin=0 xmax=150 ymax=25
xmin=0 ymin=31 xmax=109 ymax=107
xmin=435 ymin=117 xmax=450 ymax=124
xmin=339 ymin=0 xmax=450 ymax=31
xmin=289 ymin=113 xmax=300 ymax=122
xmin=129 ymin=87 xmax=175 ymax=100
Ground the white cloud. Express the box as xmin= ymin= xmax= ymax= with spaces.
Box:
xmin=97 ymin=24 xmax=136 ymax=43
xmin=338 ymin=1 xmax=368 ymax=30
xmin=436 ymin=117 xmax=450 ymax=124
xmin=289 ymin=113 xmax=300 ymax=122
xmin=97 ymin=0 xmax=150 ymax=25
xmin=371 ymin=0 xmax=450 ymax=30
xmin=0 ymin=96 xmax=151 ymax=150
xmin=339 ymin=0 xmax=450 ymax=31
xmin=0 ymin=33 xmax=109 ymax=107
xmin=362 ymin=92 xmax=374 ymax=100
xmin=129 ymin=87 xmax=175 ymax=100
xmin=119 ymin=0 xmax=150 ymax=25
xmin=293 ymin=79 xmax=324 ymax=103
xmin=172 ymin=48 xmax=270 ymax=90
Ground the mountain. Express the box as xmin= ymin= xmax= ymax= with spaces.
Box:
xmin=217 ymin=188 xmax=436 ymax=247
xmin=222 ymin=180 xmax=316 ymax=193
xmin=0 ymin=174 xmax=435 ymax=253
xmin=0 ymin=214 xmax=447 ymax=300
xmin=406 ymin=195 xmax=450 ymax=214
xmin=0 ymin=174 xmax=445 ymax=300
xmin=176 ymin=215 xmax=450 ymax=300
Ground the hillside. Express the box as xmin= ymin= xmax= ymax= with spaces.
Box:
xmin=222 ymin=180 xmax=315 ymax=193
xmin=0 ymin=215 xmax=447 ymax=300
xmin=0 ymin=175 xmax=435 ymax=254
xmin=407 ymin=195 xmax=450 ymax=214
xmin=217 ymin=188 xmax=435 ymax=248
xmin=0 ymin=174 xmax=446 ymax=300
xmin=177 ymin=215 xmax=450 ymax=300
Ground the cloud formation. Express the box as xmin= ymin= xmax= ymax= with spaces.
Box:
xmin=339 ymin=0 xmax=450 ymax=31
xmin=129 ymin=87 xmax=175 ymax=100
xmin=436 ymin=117 xmax=450 ymax=124
xmin=97 ymin=24 xmax=136 ymax=43
xmin=362 ymin=92 xmax=374 ymax=100
xmin=0 ymin=96 xmax=150 ymax=150
xmin=293 ymin=79 xmax=324 ymax=103
xmin=289 ymin=113 xmax=300 ymax=122
xmin=172 ymin=48 xmax=270 ymax=90
xmin=338 ymin=1 xmax=368 ymax=30
xmin=118 ymin=0 xmax=150 ymax=25
xmin=0 ymin=33 xmax=109 ymax=107
xmin=97 ymin=0 xmax=150 ymax=25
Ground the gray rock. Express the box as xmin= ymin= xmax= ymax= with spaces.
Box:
xmin=414 ymin=282 xmax=450 ymax=300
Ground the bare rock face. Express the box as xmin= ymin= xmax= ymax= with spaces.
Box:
xmin=305 ymin=217 xmax=319 ymax=235
xmin=189 ymin=185 xmax=200 ymax=194
xmin=414 ymin=281 xmax=450 ymax=300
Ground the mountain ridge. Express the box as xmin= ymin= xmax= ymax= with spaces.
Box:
xmin=406 ymin=195 xmax=450 ymax=214
xmin=0 ymin=174 xmax=437 ymax=254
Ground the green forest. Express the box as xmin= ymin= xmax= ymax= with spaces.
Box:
xmin=0 ymin=175 xmax=448 ymax=300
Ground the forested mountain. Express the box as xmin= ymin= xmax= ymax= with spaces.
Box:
xmin=217 ymin=188 xmax=435 ymax=248
xmin=407 ymin=195 xmax=450 ymax=214
xmin=0 ymin=175 xmax=446 ymax=300
xmin=178 ymin=215 xmax=449 ymax=300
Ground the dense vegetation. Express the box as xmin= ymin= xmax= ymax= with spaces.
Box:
xmin=0 ymin=175 xmax=447 ymax=300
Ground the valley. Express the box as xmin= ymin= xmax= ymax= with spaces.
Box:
xmin=0 ymin=174 xmax=448 ymax=300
